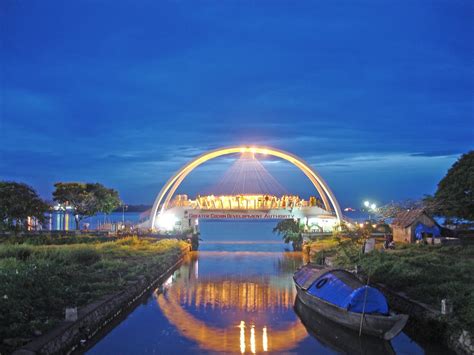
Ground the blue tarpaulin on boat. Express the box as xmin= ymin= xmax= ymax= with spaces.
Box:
xmin=415 ymin=223 xmax=441 ymax=240
xmin=307 ymin=272 xmax=389 ymax=315
xmin=307 ymin=272 xmax=353 ymax=308
xmin=346 ymin=286 xmax=389 ymax=314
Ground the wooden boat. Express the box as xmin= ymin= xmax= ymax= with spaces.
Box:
xmin=293 ymin=264 xmax=408 ymax=340
xmin=294 ymin=297 xmax=396 ymax=354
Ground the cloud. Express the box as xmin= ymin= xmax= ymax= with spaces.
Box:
xmin=1 ymin=0 xmax=473 ymax=204
xmin=410 ymin=151 xmax=465 ymax=158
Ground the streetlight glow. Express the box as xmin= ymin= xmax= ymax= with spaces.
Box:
xmin=157 ymin=213 xmax=178 ymax=231
xmin=371 ymin=203 xmax=377 ymax=210
xmin=364 ymin=201 xmax=370 ymax=207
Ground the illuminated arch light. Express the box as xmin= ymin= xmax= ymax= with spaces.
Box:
xmin=157 ymin=148 xmax=334 ymax=221
xmin=150 ymin=146 xmax=342 ymax=229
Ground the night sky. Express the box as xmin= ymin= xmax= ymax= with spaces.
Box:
xmin=1 ymin=1 xmax=473 ymax=207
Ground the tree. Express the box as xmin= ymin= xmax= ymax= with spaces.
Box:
xmin=273 ymin=219 xmax=304 ymax=251
xmin=332 ymin=222 xmax=360 ymax=240
xmin=430 ymin=151 xmax=474 ymax=222
xmin=87 ymin=183 xmax=121 ymax=216
xmin=0 ymin=181 xmax=49 ymax=231
xmin=53 ymin=183 xmax=121 ymax=229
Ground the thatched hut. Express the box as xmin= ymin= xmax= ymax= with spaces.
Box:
xmin=392 ymin=209 xmax=440 ymax=243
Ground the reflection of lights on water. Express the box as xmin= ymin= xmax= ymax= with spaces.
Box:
xmin=160 ymin=275 xmax=174 ymax=292
xmin=238 ymin=321 xmax=268 ymax=353
xmin=194 ymin=259 xmax=199 ymax=279
xmin=239 ymin=321 xmax=245 ymax=354
xmin=262 ymin=326 xmax=268 ymax=352
xmin=157 ymin=290 xmax=308 ymax=353
xmin=250 ymin=325 xmax=256 ymax=354
xmin=155 ymin=272 xmax=307 ymax=353
xmin=163 ymin=275 xmax=173 ymax=288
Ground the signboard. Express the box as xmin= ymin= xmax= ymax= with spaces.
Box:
xmin=364 ymin=237 xmax=376 ymax=253
xmin=187 ymin=212 xmax=296 ymax=220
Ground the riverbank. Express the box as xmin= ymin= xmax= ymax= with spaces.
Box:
xmin=309 ymin=238 xmax=474 ymax=353
xmin=0 ymin=236 xmax=189 ymax=354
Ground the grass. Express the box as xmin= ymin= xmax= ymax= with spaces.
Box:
xmin=0 ymin=236 xmax=189 ymax=353
xmin=309 ymin=238 xmax=474 ymax=336
xmin=0 ymin=234 xmax=117 ymax=246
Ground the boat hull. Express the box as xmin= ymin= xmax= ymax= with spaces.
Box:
xmin=294 ymin=297 xmax=396 ymax=354
xmin=295 ymin=284 xmax=408 ymax=340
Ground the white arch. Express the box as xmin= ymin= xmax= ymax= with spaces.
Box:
xmin=150 ymin=146 xmax=342 ymax=228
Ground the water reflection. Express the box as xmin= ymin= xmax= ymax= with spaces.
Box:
xmin=164 ymin=254 xmax=297 ymax=313
xmin=87 ymin=221 xmax=441 ymax=354
xmin=155 ymin=252 xmax=308 ymax=353
xmin=294 ymin=297 xmax=395 ymax=355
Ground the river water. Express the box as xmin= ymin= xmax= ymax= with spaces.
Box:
xmin=87 ymin=221 xmax=447 ymax=354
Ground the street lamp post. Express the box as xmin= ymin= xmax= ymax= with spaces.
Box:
xmin=122 ymin=204 xmax=128 ymax=226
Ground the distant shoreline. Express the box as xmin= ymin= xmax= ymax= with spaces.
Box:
xmin=112 ymin=204 xmax=151 ymax=212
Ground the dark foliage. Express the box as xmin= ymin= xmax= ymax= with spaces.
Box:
xmin=431 ymin=151 xmax=474 ymax=222
xmin=0 ymin=182 xmax=49 ymax=231
xmin=53 ymin=182 xmax=121 ymax=229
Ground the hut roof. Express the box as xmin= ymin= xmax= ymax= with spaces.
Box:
xmin=392 ymin=209 xmax=432 ymax=228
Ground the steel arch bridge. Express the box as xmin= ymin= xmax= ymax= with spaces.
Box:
xmin=148 ymin=145 xmax=342 ymax=231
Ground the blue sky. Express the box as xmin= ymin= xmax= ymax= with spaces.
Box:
xmin=1 ymin=0 xmax=473 ymax=207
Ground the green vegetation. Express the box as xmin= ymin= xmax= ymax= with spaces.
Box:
xmin=53 ymin=182 xmax=121 ymax=229
xmin=0 ymin=182 xmax=49 ymax=232
xmin=355 ymin=245 xmax=474 ymax=333
xmin=0 ymin=234 xmax=117 ymax=246
xmin=273 ymin=219 xmax=304 ymax=251
xmin=0 ymin=236 xmax=189 ymax=352
xmin=310 ymin=238 xmax=474 ymax=335
xmin=427 ymin=151 xmax=474 ymax=223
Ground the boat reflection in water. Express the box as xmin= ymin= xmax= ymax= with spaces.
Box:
xmin=294 ymin=297 xmax=395 ymax=354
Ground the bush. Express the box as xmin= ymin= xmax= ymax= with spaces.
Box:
xmin=0 ymin=234 xmax=117 ymax=246
xmin=356 ymin=245 xmax=474 ymax=334
xmin=0 ymin=244 xmax=33 ymax=260
xmin=66 ymin=247 xmax=101 ymax=265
